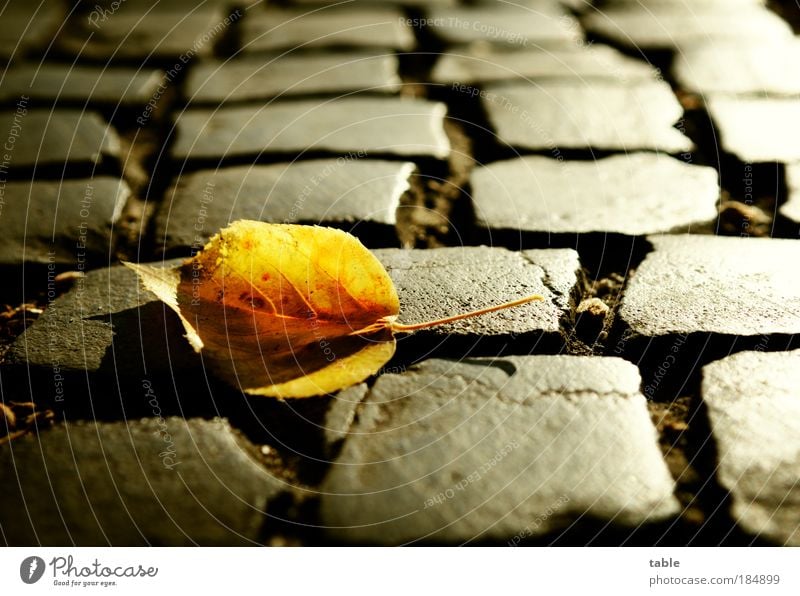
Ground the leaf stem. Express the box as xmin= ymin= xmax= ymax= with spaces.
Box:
xmin=389 ymin=294 xmax=545 ymax=333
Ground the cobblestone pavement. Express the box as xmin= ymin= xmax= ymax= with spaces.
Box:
xmin=1 ymin=0 xmax=799 ymax=546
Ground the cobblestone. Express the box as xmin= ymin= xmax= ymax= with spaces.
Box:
xmin=240 ymin=7 xmax=415 ymax=53
xmin=0 ymin=177 xmax=130 ymax=266
xmin=185 ymin=52 xmax=401 ymax=104
xmin=618 ymin=235 xmax=800 ymax=338
xmin=673 ymin=40 xmax=800 ymax=97
xmin=0 ymin=2 xmax=63 ymax=62
xmin=432 ymin=44 xmax=657 ymax=85
xmin=155 ymin=160 xmax=415 ymax=252
xmin=471 ymin=154 xmax=719 ymax=237
xmin=583 ymin=3 xmax=792 ymax=51
xmin=0 ymin=109 xmax=120 ymax=171
xmin=292 ymin=0 xmax=455 ymax=5
xmin=0 ymin=65 xmax=164 ymax=106
xmin=323 ymin=384 xmax=369 ymax=458
xmin=374 ymin=247 xmax=580 ymax=351
xmin=702 ymin=350 xmax=800 ymax=545
xmin=707 ymin=96 xmax=800 ymax=163
xmin=172 ymin=98 xmax=450 ymax=162
xmin=6 ymin=262 xmax=197 ymax=378
xmin=482 ymin=80 xmax=692 ymax=153
xmin=426 ymin=4 xmax=581 ymax=48
xmin=602 ymin=0 xmax=768 ymax=5
xmin=320 ymin=356 xmax=680 ymax=544
xmin=57 ymin=3 xmax=232 ymax=61
xmin=0 ymin=417 xmax=286 ymax=545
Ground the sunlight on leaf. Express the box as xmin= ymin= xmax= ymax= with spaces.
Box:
xmin=126 ymin=221 xmax=542 ymax=398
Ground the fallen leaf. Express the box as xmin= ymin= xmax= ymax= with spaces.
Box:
xmin=126 ymin=221 xmax=542 ymax=398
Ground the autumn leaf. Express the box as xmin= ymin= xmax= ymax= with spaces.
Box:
xmin=126 ymin=221 xmax=542 ymax=398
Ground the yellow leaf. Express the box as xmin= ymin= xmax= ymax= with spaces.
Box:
xmin=126 ymin=221 xmax=542 ymax=398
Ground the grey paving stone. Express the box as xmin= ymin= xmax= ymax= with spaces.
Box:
xmin=426 ymin=4 xmax=582 ymax=48
xmin=482 ymin=80 xmax=691 ymax=153
xmin=0 ymin=109 xmax=120 ymax=169
xmin=555 ymin=0 xmax=591 ymax=10
xmin=583 ymin=4 xmax=792 ymax=51
xmin=0 ymin=64 xmax=164 ymax=105
xmin=373 ymin=247 xmax=580 ymax=348
xmin=603 ymin=0 xmax=767 ymax=6
xmin=780 ymin=164 xmax=800 ymax=224
xmin=432 ymin=44 xmax=657 ymax=85
xmin=185 ymin=52 xmax=401 ymax=104
xmin=292 ymin=0 xmax=455 ymax=6
xmin=320 ymin=355 xmax=680 ymax=544
xmin=0 ymin=177 xmax=130 ymax=266
xmin=171 ymin=98 xmax=449 ymax=161
xmin=155 ymin=160 xmax=415 ymax=252
xmin=471 ymin=153 xmax=719 ymax=236
xmin=323 ymin=383 xmax=369 ymax=458
xmin=702 ymin=350 xmax=800 ymax=545
xmin=91 ymin=0 xmax=232 ymax=7
xmin=0 ymin=417 xmax=286 ymax=545
xmin=0 ymin=2 xmax=63 ymax=62
xmin=475 ymin=0 xmax=587 ymax=8
xmin=673 ymin=40 xmax=800 ymax=97
xmin=6 ymin=262 xmax=197 ymax=378
xmin=240 ymin=7 xmax=415 ymax=53
xmin=605 ymin=0 xmax=766 ymax=4
xmin=707 ymin=96 xmax=800 ymax=163
xmin=522 ymin=248 xmax=582 ymax=315
xmin=619 ymin=235 xmax=800 ymax=338
xmin=57 ymin=4 xmax=232 ymax=61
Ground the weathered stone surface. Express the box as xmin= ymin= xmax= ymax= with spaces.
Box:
xmin=0 ymin=177 xmax=130 ymax=266
xmin=432 ymin=44 xmax=657 ymax=85
xmin=373 ymin=247 xmax=580 ymax=347
xmin=674 ymin=40 xmax=800 ymax=96
xmin=323 ymin=383 xmax=369 ymax=458
xmin=780 ymin=164 xmax=800 ymax=224
xmin=155 ymin=160 xmax=415 ymax=251
xmin=172 ymin=98 xmax=449 ymax=161
xmin=0 ymin=65 xmax=164 ymax=105
xmin=603 ymin=0 xmax=767 ymax=6
xmin=293 ymin=0 xmax=455 ymax=5
xmin=480 ymin=0 xmax=588 ymax=8
xmin=707 ymin=96 xmax=800 ymax=163
xmin=0 ymin=109 xmax=120 ymax=169
xmin=583 ymin=4 xmax=791 ymax=51
xmin=241 ymin=8 xmax=415 ymax=53
xmin=471 ymin=154 xmax=719 ymax=236
xmin=320 ymin=356 xmax=680 ymax=544
xmin=702 ymin=350 xmax=800 ymax=545
xmin=427 ymin=4 xmax=582 ymax=48
xmin=555 ymin=0 xmax=591 ymax=10
xmin=605 ymin=0 xmax=767 ymax=5
xmin=0 ymin=2 xmax=63 ymax=62
xmin=6 ymin=263 xmax=198 ymax=378
xmin=186 ymin=52 xmax=401 ymax=103
xmin=483 ymin=80 xmax=691 ymax=152
xmin=0 ymin=417 xmax=286 ymax=545
xmin=619 ymin=235 xmax=800 ymax=337
xmin=57 ymin=4 xmax=232 ymax=60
